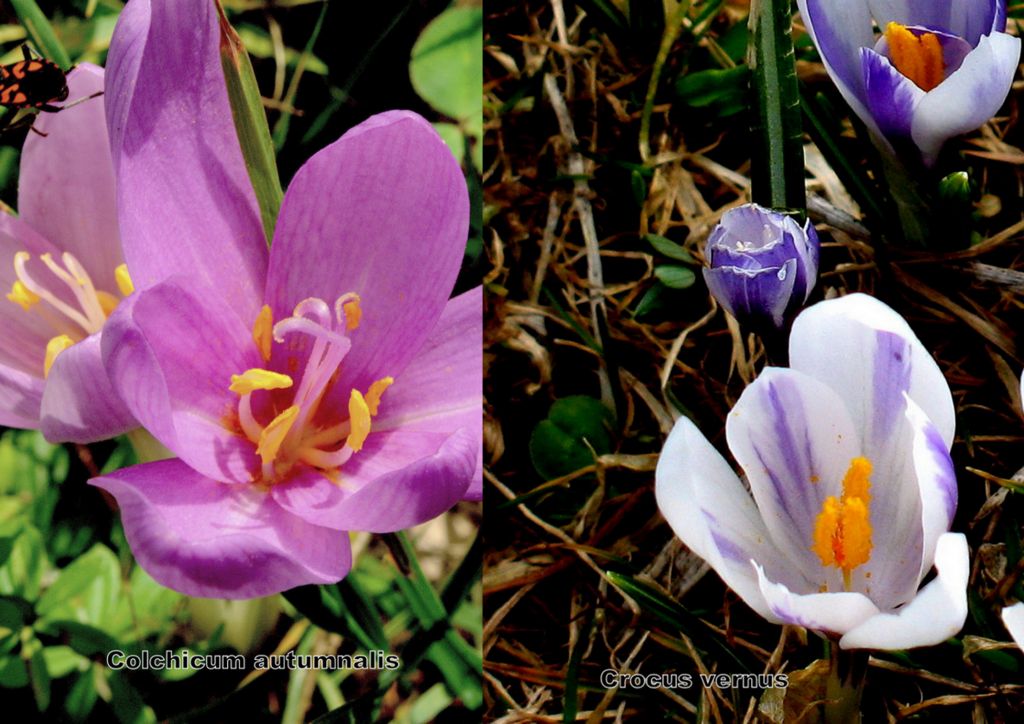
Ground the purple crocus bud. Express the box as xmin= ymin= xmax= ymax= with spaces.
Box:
xmin=702 ymin=203 xmax=819 ymax=330
xmin=657 ymin=294 xmax=968 ymax=650
xmin=796 ymin=0 xmax=1020 ymax=167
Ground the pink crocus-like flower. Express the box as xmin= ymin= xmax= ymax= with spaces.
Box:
xmin=0 ymin=65 xmax=136 ymax=442
xmin=91 ymin=0 xmax=481 ymax=598
xmin=656 ymin=294 xmax=968 ymax=649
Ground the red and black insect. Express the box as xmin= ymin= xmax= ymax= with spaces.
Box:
xmin=0 ymin=45 xmax=101 ymax=135
xmin=0 ymin=45 xmax=69 ymax=112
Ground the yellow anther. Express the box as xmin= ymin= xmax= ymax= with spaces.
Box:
xmin=346 ymin=390 xmax=372 ymax=452
xmin=812 ymin=457 xmax=873 ymax=584
xmin=343 ymin=296 xmax=362 ymax=331
xmin=115 ymin=264 xmax=134 ymax=296
xmin=885 ymin=22 xmax=945 ymax=92
xmin=96 ymin=291 xmax=120 ymax=317
xmin=6 ymin=280 xmax=39 ymax=311
xmin=813 ymin=497 xmax=841 ymax=568
xmin=256 ymin=405 xmax=300 ymax=466
xmin=229 ymin=368 xmax=294 ymax=395
xmin=43 ymin=335 xmax=74 ymax=377
xmin=252 ymin=304 xmax=273 ymax=362
xmin=841 ymin=456 xmax=872 ymax=503
xmin=365 ymin=376 xmax=394 ymax=415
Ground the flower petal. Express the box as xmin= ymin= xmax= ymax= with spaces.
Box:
xmin=911 ymin=31 xmax=1020 ymax=166
xmin=797 ymin=0 xmax=877 ymax=132
xmin=0 ymin=213 xmax=64 ymax=374
xmin=755 ymin=563 xmax=880 ymax=635
xmin=92 ymin=459 xmax=350 ymax=598
xmin=102 ymin=278 xmax=260 ymax=483
xmin=1001 ymin=602 xmax=1024 ymax=650
xmin=39 ymin=332 xmax=136 ymax=443
xmin=373 ymin=287 xmax=482 ymax=500
xmin=866 ymin=0 xmax=1003 ymax=44
xmin=726 ymin=366 xmax=861 ymax=590
xmin=19 ymin=65 xmax=122 ymax=293
xmin=789 ymin=293 xmax=955 ymax=451
xmin=704 ymin=261 xmax=798 ymax=330
xmin=906 ymin=395 xmax=957 ymax=580
xmin=105 ymin=0 xmax=267 ymax=323
xmin=0 ymin=362 xmax=42 ymax=428
xmin=265 ymin=111 xmax=470 ymax=400
xmin=655 ymin=415 xmax=800 ymax=623
xmin=839 ymin=532 xmax=969 ymax=649
xmin=848 ymin=392 xmax=954 ymax=611
xmin=270 ymin=426 xmax=476 ymax=533
xmin=861 ymin=47 xmax=924 ymax=143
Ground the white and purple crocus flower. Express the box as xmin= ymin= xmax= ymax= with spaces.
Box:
xmin=702 ymin=204 xmax=819 ymax=331
xmin=89 ymin=0 xmax=481 ymax=598
xmin=657 ymin=294 xmax=969 ymax=649
xmin=796 ymin=0 xmax=1020 ymax=166
xmin=0 ymin=66 xmax=136 ymax=442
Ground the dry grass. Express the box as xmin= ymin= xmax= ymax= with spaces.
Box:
xmin=484 ymin=1 xmax=1024 ymax=721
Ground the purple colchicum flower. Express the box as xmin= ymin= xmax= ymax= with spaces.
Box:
xmin=656 ymin=294 xmax=968 ymax=649
xmin=702 ymin=204 xmax=819 ymax=330
xmin=90 ymin=0 xmax=481 ymax=598
xmin=796 ymin=0 xmax=1020 ymax=167
xmin=0 ymin=66 xmax=136 ymax=442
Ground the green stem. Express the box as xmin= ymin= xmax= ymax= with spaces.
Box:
xmin=638 ymin=0 xmax=692 ymax=163
xmin=879 ymin=152 xmax=931 ymax=247
xmin=825 ymin=645 xmax=868 ymax=724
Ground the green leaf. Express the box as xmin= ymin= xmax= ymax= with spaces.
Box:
xmin=65 ymin=668 xmax=99 ymax=722
xmin=408 ymin=683 xmax=454 ymax=724
xmin=36 ymin=544 xmax=121 ymax=626
xmin=9 ymin=0 xmax=70 ymax=68
xmin=0 ymin=654 xmax=27 ymax=687
xmin=236 ymin=25 xmax=329 ymax=74
xmin=675 ymin=65 xmax=750 ymax=117
xmin=0 ymin=594 xmax=30 ymax=632
xmin=0 ymin=525 xmax=46 ymax=599
xmin=748 ymin=0 xmax=805 ymax=211
xmin=409 ymin=7 xmax=482 ymax=122
xmin=215 ymin=1 xmax=283 ymax=244
xmin=529 ymin=396 xmax=614 ymax=480
xmin=35 ymin=620 xmax=121 ymax=658
xmin=42 ymin=645 xmax=86 ymax=679
xmin=28 ymin=645 xmax=50 ymax=711
xmin=654 ymin=265 xmax=697 ymax=289
xmin=645 ymin=234 xmax=696 ymax=263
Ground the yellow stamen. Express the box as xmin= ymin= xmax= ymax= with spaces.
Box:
xmin=841 ymin=456 xmax=872 ymax=503
xmin=343 ymin=296 xmax=362 ymax=331
xmin=885 ymin=22 xmax=945 ymax=92
xmin=812 ymin=497 xmax=841 ymax=568
xmin=96 ymin=291 xmax=120 ymax=317
xmin=256 ymin=405 xmax=300 ymax=466
xmin=346 ymin=390 xmax=371 ymax=452
xmin=6 ymin=280 xmax=39 ymax=311
xmin=115 ymin=263 xmax=134 ymax=296
xmin=230 ymin=368 xmax=294 ymax=395
xmin=811 ymin=457 xmax=873 ymax=584
xmin=365 ymin=376 xmax=393 ymax=415
xmin=252 ymin=304 xmax=273 ymax=362
xmin=43 ymin=335 xmax=74 ymax=377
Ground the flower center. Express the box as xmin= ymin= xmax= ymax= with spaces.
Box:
xmin=812 ymin=456 xmax=873 ymax=589
xmin=5 ymin=251 xmax=133 ymax=376
xmin=229 ymin=294 xmax=392 ymax=485
xmin=885 ymin=22 xmax=945 ymax=92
